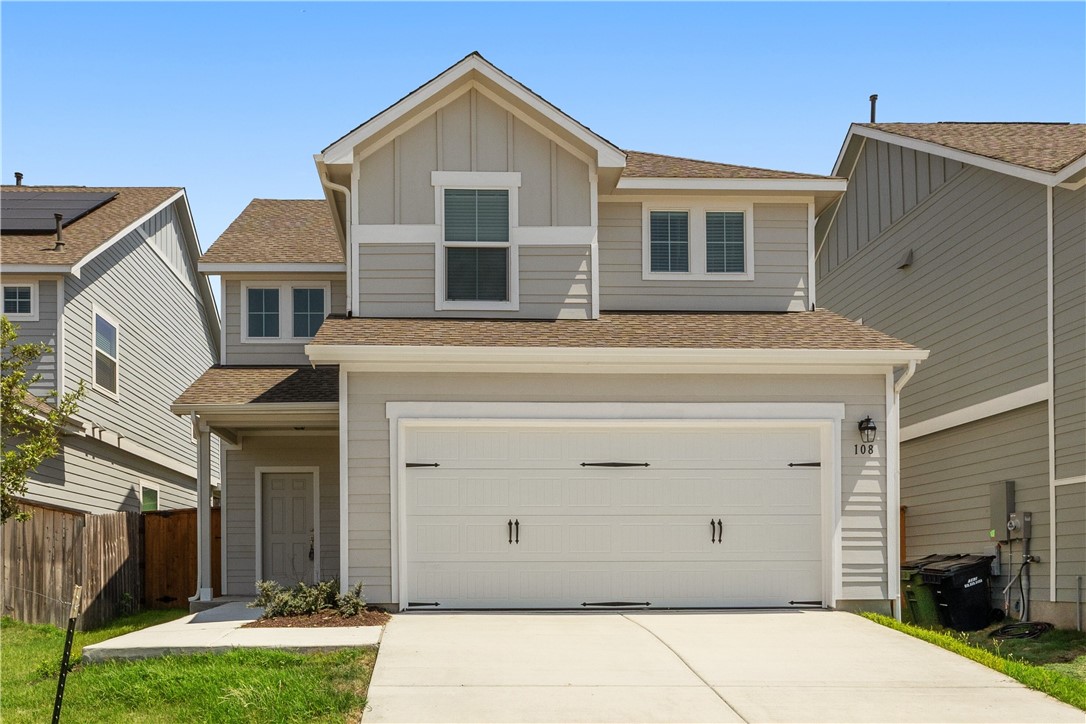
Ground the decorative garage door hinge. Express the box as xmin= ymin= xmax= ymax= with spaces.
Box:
xmin=406 ymin=462 xmax=440 ymax=468
xmin=407 ymin=601 xmax=441 ymax=607
xmin=581 ymin=601 xmax=651 ymax=607
xmin=787 ymin=462 xmax=821 ymax=468
xmin=788 ymin=600 xmax=822 ymax=606
xmin=580 ymin=462 xmax=650 ymax=467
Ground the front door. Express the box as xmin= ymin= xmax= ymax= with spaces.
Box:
xmin=262 ymin=472 xmax=314 ymax=586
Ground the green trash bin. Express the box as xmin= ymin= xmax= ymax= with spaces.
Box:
xmin=901 ymin=554 xmax=961 ymax=626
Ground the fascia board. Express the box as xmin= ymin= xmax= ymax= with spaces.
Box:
xmin=830 ymin=126 xmax=861 ymax=177
xmin=174 ymin=192 xmax=222 ymax=351
xmin=198 ymin=263 xmax=348 ymax=273
xmin=1053 ymin=154 xmax=1086 ymax=184
xmin=0 ymin=264 xmax=72 ymax=274
xmin=69 ymin=190 xmax=186 ymax=275
xmin=170 ymin=401 xmax=339 ymax=416
xmin=615 ymin=178 xmax=847 ymax=193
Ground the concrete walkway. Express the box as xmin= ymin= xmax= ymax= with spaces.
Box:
xmin=82 ymin=602 xmax=382 ymax=663
xmin=363 ymin=610 xmax=1082 ymax=723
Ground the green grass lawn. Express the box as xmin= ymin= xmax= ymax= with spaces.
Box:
xmin=0 ymin=612 xmax=376 ymax=723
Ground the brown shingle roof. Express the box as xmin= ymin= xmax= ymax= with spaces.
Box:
xmin=1 ymin=186 xmax=180 ymax=266
xmin=622 ymin=151 xmax=838 ymax=180
xmin=861 ymin=123 xmax=1086 ymax=174
xmin=310 ymin=310 xmax=919 ymax=351
xmin=173 ymin=366 xmax=338 ymax=407
xmin=200 ymin=199 xmax=343 ymax=265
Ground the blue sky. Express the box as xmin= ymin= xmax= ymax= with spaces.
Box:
xmin=3 ymin=2 xmax=1084 ymax=248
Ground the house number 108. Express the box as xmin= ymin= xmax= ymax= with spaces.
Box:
xmin=854 ymin=444 xmax=876 ymax=455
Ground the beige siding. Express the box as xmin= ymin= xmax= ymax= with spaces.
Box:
xmin=345 ymin=372 xmax=888 ymax=607
xmin=355 ymin=89 xmax=590 ymax=228
xmin=818 ymin=165 xmax=1048 ymax=426
xmin=222 ymin=436 xmax=339 ymax=595
xmin=1055 ymin=482 xmax=1085 ymax=603
xmin=901 ymin=404 xmax=1050 ymax=606
xmin=817 ymin=139 xmax=964 ymax=278
xmin=358 ymin=244 xmax=591 ymax=319
xmin=1053 ymin=186 xmax=1086 ymax=481
xmin=598 ymin=202 xmax=809 ymax=312
xmin=223 ymin=275 xmax=347 ymax=365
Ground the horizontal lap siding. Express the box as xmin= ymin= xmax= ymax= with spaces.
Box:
xmin=6 ymin=277 xmax=59 ymax=398
xmin=901 ymin=403 xmax=1050 ymax=603
xmin=223 ymin=275 xmax=347 ymax=365
xmin=598 ymin=203 xmax=808 ymax=312
xmin=818 ymin=164 xmax=1048 ymax=427
xmin=1055 ymin=483 xmax=1085 ymax=602
xmin=1053 ymin=187 xmax=1086 ymax=481
xmin=25 ymin=435 xmax=196 ymax=514
xmin=222 ymin=437 xmax=339 ymax=595
xmin=346 ymin=372 xmax=887 ymax=606
xmin=358 ymin=243 xmax=592 ymax=319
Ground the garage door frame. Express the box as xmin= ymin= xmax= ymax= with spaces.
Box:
xmin=387 ymin=402 xmax=845 ymax=610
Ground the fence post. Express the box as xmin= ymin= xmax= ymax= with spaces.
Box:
xmin=52 ymin=584 xmax=82 ymax=724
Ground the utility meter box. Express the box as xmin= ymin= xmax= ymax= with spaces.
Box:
xmin=1007 ymin=511 xmax=1031 ymax=541
xmin=990 ymin=481 xmax=1015 ymax=542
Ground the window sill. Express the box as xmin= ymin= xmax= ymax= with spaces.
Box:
xmin=240 ymin=337 xmax=315 ymax=344
xmin=437 ymin=300 xmax=520 ymax=312
xmin=2 ymin=313 xmax=38 ymax=322
xmin=641 ymin=271 xmax=755 ymax=282
xmin=92 ymin=383 xmax=120 ymax=401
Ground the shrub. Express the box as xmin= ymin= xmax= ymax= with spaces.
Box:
xmin=337 ymin=582 xmax=367 ymax=617
xmin=251 ymin=579 xmax=367 ymax=618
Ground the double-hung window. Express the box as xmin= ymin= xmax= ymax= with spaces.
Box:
xmin=94 ymin=309 xmax=119 ymax=396
xmin=243 ymin=283 xmax=329 ymax=341
xmin=649 ymin=211 xmax=690 ymax=273
xmin=643 ymin=203 xmax=753 ymax=280
xmin=706 ymin=211 xmax=746 ymax=274
xmin=444 ymin=189 xmax=510 ymax=302
xmin=2 ymin=282 xmax=37 ymax=321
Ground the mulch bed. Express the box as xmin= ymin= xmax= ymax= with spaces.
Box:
xmin=244 ymin=608 xmax=391 ymax=628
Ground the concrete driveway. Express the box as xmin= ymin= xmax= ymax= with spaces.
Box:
xmin=363 ymin=610 xmax=1082 ymax=723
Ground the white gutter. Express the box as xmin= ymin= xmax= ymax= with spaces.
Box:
xmin=888 ymin=358 xmax=920 ymax=621
xmin=315 ymin=156 xmax=353 ymax=315
xmin=893 ymin=359 xmax=917 ymax=395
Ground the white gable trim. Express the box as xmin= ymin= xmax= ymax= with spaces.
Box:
xmin=616 ymin=177 xmax=846 ymax=193
xmin=322 ymin=54 xmax=625 ymax=169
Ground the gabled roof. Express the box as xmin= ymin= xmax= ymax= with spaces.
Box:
xmin=199 ymin=199 xmax=344 ymax=269
xmin=1 ymin=186 xmax=181 ymax=266
xmin=173 ymin=365 xmax=338 ymax=408
xmin=834 ymin=123 xmax=1086 ymax=186
xmin=321 ymin=52 xmax=626 ymax=169
xmin=622 ymin=150 xmax=839 ymax=181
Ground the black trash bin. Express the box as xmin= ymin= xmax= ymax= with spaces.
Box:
xmin=901 ymin=554 xmax=962 ymax=626
xmin=920 ymin=555 xmax=995 ymax=631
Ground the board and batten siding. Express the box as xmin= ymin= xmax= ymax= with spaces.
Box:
xmin=63 ymin=204 xmax=218 ymax=472
xmin=357 ymin=89 xmax=590 ymax=228
xmin=221 ymin=436 xmax=339 ymax=595
xmin=817 ymin=138 xmax=965 ymax=278
xmin=5 ymin=276 xmax=59 ymax=399
xmin=901 ymin=403 xmax=1050 ymax=604
xmin=818 ymin=164 xmax=1048 ymax=427
xmin=597 ymin=202 xmax=809 ymax=312
xmin=1052 ymin=186 xmax=1086 ymax=481
xmin=345 ymin=372 xmax=888 ymax=607
xmin=223 ymin=275 xmax=347 ymax=365
xmin=357 ymin=244 xmax=591 ymax=319
xmin=26 ymin=435 xmax=196 ymax=514
xmin=1055 ymin=482 xmax=1085 ymax=604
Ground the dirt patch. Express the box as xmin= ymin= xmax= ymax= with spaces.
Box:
xmin=244 ymin=608 xmax=391 ymax=628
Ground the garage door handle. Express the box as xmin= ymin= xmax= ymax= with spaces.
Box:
xmin=716 ymin=518 xmax=723 ymax=544
xmin=515 ymin=519 xmax=520 ymax=544
xmin=508 ymin=519 xmax=513 ymax=544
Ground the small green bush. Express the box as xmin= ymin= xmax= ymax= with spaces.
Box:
xmin=251 ymin=579 xmax=366 ymax=619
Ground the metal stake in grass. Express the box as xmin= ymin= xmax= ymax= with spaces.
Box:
xmin=52 ymin=584 xmax=82 ymax=724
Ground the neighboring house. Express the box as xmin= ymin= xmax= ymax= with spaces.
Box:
xmin=174 ymin=53 xmax=927 ymax=612
xmin=815 ymin=122 xmax=1085 ymax=628
xmin=1 ymin=184 xmax=221 ymax=514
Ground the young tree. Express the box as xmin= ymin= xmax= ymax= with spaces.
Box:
xmin=1 ymin=316 xmax=84 ymax=523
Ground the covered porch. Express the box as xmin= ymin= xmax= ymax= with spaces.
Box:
xmin=172 ymin=366 xmax=340 ymax=605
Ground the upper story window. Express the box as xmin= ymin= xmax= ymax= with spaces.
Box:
xmin=642 ymin=202 xmax=754 ymax=281
xmin=2 ymin=282 xmax=37 ymax=321
xmin=94 ymin=308 xmax=120 ymax=396
xmin=242 ymin=282 xmax=330 ymax=342
xmin=444 ymin=189 xmax=510 ymax=302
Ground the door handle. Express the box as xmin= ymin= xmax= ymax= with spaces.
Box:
xmin=508 ymin=519 xmax=513 ymax=544
xmin=710 ymin=518 xmax=717 ymax=544
xmin=515 ymin=519 xmax=520 ymax=544
xmin=716 ymin=519 xmax=723 ymax=544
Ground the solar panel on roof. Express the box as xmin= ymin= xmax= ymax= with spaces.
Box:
xmin=0 ymin=191 xmax=118 ymax=233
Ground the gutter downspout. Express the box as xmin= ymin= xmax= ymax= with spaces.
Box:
xmin=890 ymin=359 xmax=919 ymax=621
xmin=315 ymin=156 xmax=353 ymax=317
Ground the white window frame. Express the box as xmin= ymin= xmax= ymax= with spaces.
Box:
xmin=139 ymin=480 xmax=160 ymax=512
xmin=240 ymin=281 xmax=331 ymax=343
xmin=641 ymin=201 xmax=755 ymax=281
xmin=2 ymin=280 xmax=38 ymax=322
xmin=432 ymin=171 xmax=521 ymax=312
xmin=92 ymin=305 xmax=121 ymax=399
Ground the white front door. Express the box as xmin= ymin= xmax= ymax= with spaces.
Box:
xmin=262 ymin=472 xmax=314 ymax=586
xmin=403 ymin=424 xmax=824 ymax=609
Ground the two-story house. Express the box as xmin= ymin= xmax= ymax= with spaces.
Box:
xmin=815 ymin=122 xmax=1085 ymax=628
xmin=1 ymin=183 xmax=221 ymax=514
xmin=175 ymin=53 xmax=927 ymax=613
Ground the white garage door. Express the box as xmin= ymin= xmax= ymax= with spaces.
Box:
xmin=402 ymin=424 xmax=823 ymax=609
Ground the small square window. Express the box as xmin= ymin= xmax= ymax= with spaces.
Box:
xmin=3 ymin=286 xmax=32 ymax=316
xmin=141 ymin=485 xmax=159 ymax=512
xmin=94 ymin=312 xmax=119 ymax=394
xmin=247 ymin=288 xmax=280 ymax=338
xmin=649 ymin=211 xmax=689 ymax=273
xmin=292 ymin=288 xmax=326 ymax=338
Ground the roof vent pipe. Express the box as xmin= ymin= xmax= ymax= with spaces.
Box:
xmin=14 ymin=172 xmax=23 ymax=186
xmin=869 ymin=94 xmax=878 ymax=123
xmin=54 ymin=213 xmax=65 ymax=251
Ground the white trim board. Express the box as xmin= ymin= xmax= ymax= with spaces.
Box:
xmin=1055 ymin=476 xmax=1086 ymax=488
xmin=900 ymin=383 xmax=1049 ymax=441
xmin=616 ymin=177 xmax=847 ymax=193
xmin=254 ymin=466 xmax=321 ymax=584
xmin=199 ymin=263 xmax=346 ymax=273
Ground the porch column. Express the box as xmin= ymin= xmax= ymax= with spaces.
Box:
xmin=192 ymin=418 xmax=214 ymax=601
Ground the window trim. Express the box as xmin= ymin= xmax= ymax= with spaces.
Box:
xmin=92 ymin=305 xmax=121 ymax=399
xmin=432 ymin=173 xmax=521 ymax=312
xmin=139 ymin=480 xmax=160 ymax=512
xmin=2 ymin=281 xmax=39 ymax=322
xmin=641 ymin=202 xmax=755 ymax=281
xmin=240 ymin=281 xmax=331 ymax=343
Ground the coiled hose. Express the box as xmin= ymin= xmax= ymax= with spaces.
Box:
xmin=989 ymin=621 xmax=1053 ymax=640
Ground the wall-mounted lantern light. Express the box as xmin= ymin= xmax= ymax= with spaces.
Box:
xmin=858 ymin=416 xmax=877 ymax=443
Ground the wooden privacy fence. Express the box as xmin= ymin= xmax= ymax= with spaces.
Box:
xmin=1 ymin=501 xmax=140 ymax=630
xmin=142 ymin=507 xmax=220 ymax=608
